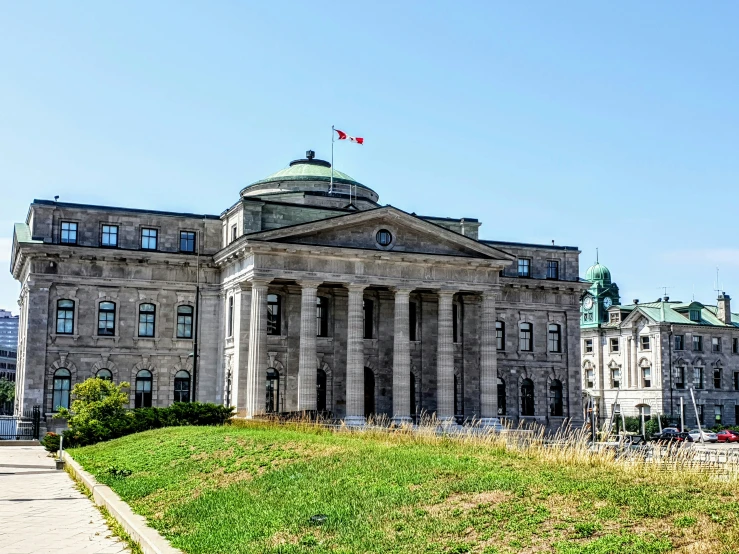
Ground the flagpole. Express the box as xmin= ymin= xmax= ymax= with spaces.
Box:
xmin=330 ymin=125 xmax=335 ymax=195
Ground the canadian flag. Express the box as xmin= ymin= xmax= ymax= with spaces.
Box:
xmin=335 ymin=129 xmax=364 ymax=144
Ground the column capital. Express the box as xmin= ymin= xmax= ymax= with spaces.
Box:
xmin=481 ymin=288 xmax=500 ymax=301
xmin=296 ymin=279 xmax=323 ymax=289
xmin=249 ymin=278 xmax=271 ymax=289
xmin=437 ymin=289 xmax=457 ymax=299
xmin=346 ymin=283 xmax=368 ymax=293
xmin=390 ymin=286 xmax=414 ymax=296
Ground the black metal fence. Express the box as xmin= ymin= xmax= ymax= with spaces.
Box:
xmin=0 ymin=406 xmax=40 ymax=440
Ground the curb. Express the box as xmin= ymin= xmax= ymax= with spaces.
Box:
xmin=63 ymin=452 xmax=182 ymax=554
xmin=0 ymin=440 xmax=40 ymax=446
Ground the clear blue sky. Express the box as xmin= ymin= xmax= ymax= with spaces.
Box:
xmin=2 ymin=2 xmax=739 ymax=313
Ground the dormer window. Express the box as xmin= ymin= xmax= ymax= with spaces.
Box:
xmin=689 ymin=309 xmax=701 ymax=322
xmin=609 ymin=312 xmax=620 ymax=324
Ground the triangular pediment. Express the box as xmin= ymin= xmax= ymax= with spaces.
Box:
xmin=243 ymin=206 xmax=515 ymax=260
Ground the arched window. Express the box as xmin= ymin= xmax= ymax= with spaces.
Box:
xmin=56 ymin=299 xmax=74 ymax=335
xmin=52 ymin=368 xmax=71 ymax=410
xmin=317 ymin=368 xmax=327 ymax=412
xmin=519 ymin=323 xmax=533 ymax=352
xmin=177 ymin=306 xmax=194 ymax=339
xmin=227 ymin=296 xmax=234 ymax=338
xmin=174 ymin=370 xmax=191 ymax=403
xmin=267 ymin=294 xmax=281 ymax=335
xmin=98 ymin=302 xmax=116 ymax=336
xmin=548 ymin=324 xmax=561 ymax=353
xmin=138 ymin=304 xmax=156 ymax=337
xmin=497 ymin=377 xmax=506 ymax=416
xmin=266 ymin=368 xmax=279 ymax=413
xmin=496 ymin=321 xmax=505 ymax=350
xmin=135 ymin=369 xmax=153 ymax=408
xmin=521 ymin=378 xmax=534 ymax=416
xmin=316 ymin=297 xmax=329 ymax=338
xmin=96 ymin=368 xmax=112 ymax=381
xmin=549 ymin=379 xmax=563 ymax=416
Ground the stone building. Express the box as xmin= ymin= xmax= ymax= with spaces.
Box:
xmin=581 ymin=261 xmax=739 ymax=428
xmin=11 ymin=151 xmax=587 ymax=428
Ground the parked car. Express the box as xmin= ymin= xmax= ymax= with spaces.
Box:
xmin=688 ymin=429 xmax=718 ymax=443
xmin=716 ymin=429 xmax=739 ymax=443
xmin=652 ymin=428 xmax=693 ymax=444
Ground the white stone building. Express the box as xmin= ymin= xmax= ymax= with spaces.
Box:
xmin=581 ymin=262 xmax=739 ymax=428
xmin=11 ymin=151 xmax=587 ymax=428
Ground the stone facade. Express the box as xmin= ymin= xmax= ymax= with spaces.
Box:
xmin=581 ymin=262 xmax=739 ymax=429
xmin=11 ymin=152 xmax=587 ymax=429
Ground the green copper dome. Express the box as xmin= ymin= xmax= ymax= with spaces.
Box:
xmin=251 ymin=161 xmax=359 ymax=186
xmin=585 ymin=262 xmax=612 ymax=284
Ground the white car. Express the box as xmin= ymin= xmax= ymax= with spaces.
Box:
xmin=688 ymin=429 xmax=718 ymax=443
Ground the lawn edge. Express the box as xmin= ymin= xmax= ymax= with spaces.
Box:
xmin=63 ymin=451 xmax=182 ymax=554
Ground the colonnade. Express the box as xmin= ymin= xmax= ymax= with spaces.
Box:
xmin=243 ymin=279 xmax=500 ymax=425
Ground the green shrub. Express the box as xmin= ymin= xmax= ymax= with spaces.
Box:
xmin=58 ymin=378 xmax=133 ymax=447
xmin=40 ymin=432 xmax=60 ymax=452
xmin=60 ymin=377 xmax=234 ymax=446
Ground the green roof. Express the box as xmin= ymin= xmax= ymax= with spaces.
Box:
xmin=611 ymin=300 xmax=739 ymax=328
xmin=584 ymin=262 xmax=611 ymax=284
xmin=249 ymin=161 xmax=362 ymax=187
xmin=14 ymin=223 xmax=42 ymax=244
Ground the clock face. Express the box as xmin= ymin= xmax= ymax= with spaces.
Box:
xmin=603 ymin=297 xmax=613 ymax=309
xmin=583 ymin=297 xmax=593 ymax=310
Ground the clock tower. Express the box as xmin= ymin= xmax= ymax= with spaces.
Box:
xmin=581 ymin=261 xmax=620 ymax=328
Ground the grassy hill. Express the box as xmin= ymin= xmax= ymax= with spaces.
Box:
xmin=70 ymin=422 xmax=739 ymax=553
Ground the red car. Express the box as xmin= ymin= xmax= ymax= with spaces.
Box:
xmin=716 ymin=430 xmax=739 ymax=443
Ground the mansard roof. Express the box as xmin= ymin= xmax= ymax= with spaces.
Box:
xmin=612 ymin=300 xmax=739 ymax=328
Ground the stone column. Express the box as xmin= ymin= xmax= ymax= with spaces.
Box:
xmin=392 ymin=288 xmax=413 ymax=425
xmin=297 ymin=281 xmax=321 ymax=412
xmin=437 ymin=290 xmax=456 ymax=423
xmin=345 ymin=284 xmax=367 ymax=426
xmin=245 ymin=279 xmax=269 ymax=418
xmin=479 ymin=290 xmax=499 ymax=424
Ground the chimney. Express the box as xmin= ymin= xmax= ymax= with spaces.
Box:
xmin=717 ymin=293 xmax=732 ymax=324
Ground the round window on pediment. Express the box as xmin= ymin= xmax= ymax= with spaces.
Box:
xmin=376 ymin=229 xmax=392 ymax=247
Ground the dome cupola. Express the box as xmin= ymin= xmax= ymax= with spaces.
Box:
xmin=585 ymin=262 xmax=612 ymax=285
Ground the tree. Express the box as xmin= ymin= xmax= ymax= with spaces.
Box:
xmin=0 ymin=378 xmax=15 ymax=404
xmin=58 ymin=377 xmax=132 ymax=446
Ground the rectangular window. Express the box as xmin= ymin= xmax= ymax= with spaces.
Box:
xmin=734 ymin=338 xmax=739 ymax=354
xmin=612 ymin=368 xmax=621 ymax=389
xmin=316 ymin=297 xmax=329 ymax=338
xmin=227 ymin=296 xmax=234 ymax=338
xmin=584 ymin=339 xmax=593 ymax=354
xmin=546 ymin=260 xmax=559 ymax=280
xmin=452 ymin=304 xmax=460 ymax=343
xmin=694 ymin=367 xmax=704 ymax=389
xmin=177 ymin=305 xmax=194 ymax=339
xmin=268 ymin=294 xmax=281 ymax=335
xmin=138 ymin=303 xmax=156 ymax=337
xmin=519 ymin=323 xmax=532 ymax=351
xmin=517 ymin=258 xmax=531 ymax=277
xmin=642 ymin=367 xmax=651 ymax=388
xmin=496 ymin=321 xmax=505 ymax=350
xmin=101 ymin=225 xmax=118 ymax=247
xmin=586 ymin=369 xmax=594 ymax=389
xmin=714 ymin=368 xmax=722 ymax=389
xmin=56 ymin=299 xmax=75 ymax=334
xmin=693 ymin=335 xmax=703 ymax=352
xmin=735 ymin=371 xmax=739 ymax=391
xmin=640 ymin=336 xmax=650 ymax=350
xmin=609 ymin=312 xmax=620 ymax=324
xmin=712 ymin=337 xmax=721 ymax=352
xmin=97 ymin=301 xmax=116 ymax=336
xmin=409 ymin=302 xmax=417 ymax=342
xmin=715 ymin=405 xmax=723 ymax=425
xmin=675 ymin=367 xmax=685 ymax=389
xmin=363 ymin=299 xmax=373 ymax=339
xmin=547 ymin=324 xmax=561 ymax=353
xmin=689 ymin=309 xmax=701 ymax=322
xmin=697 ymin=404 xmax=704 ymax=425
xmin=610 ymin=338 xmax=619 ymax=352
xmin=231 ymin=224 xmax=237 ymax=243
xmin=141 ymin=228 xmax=158 ymax=250
xmin=60 ymin=221 xmax=78 ymax=244
xmin=180 ymin=231 xmax=196 ymax=253
xmin=674 ymin=335 xmax=684 ymax=350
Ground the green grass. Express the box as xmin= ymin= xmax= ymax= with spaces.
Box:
xmin=70 ymin=423 xmax=739 ymax=553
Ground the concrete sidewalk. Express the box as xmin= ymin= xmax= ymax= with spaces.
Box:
xmin=0 ymin=445 xmax=129 ymax=554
